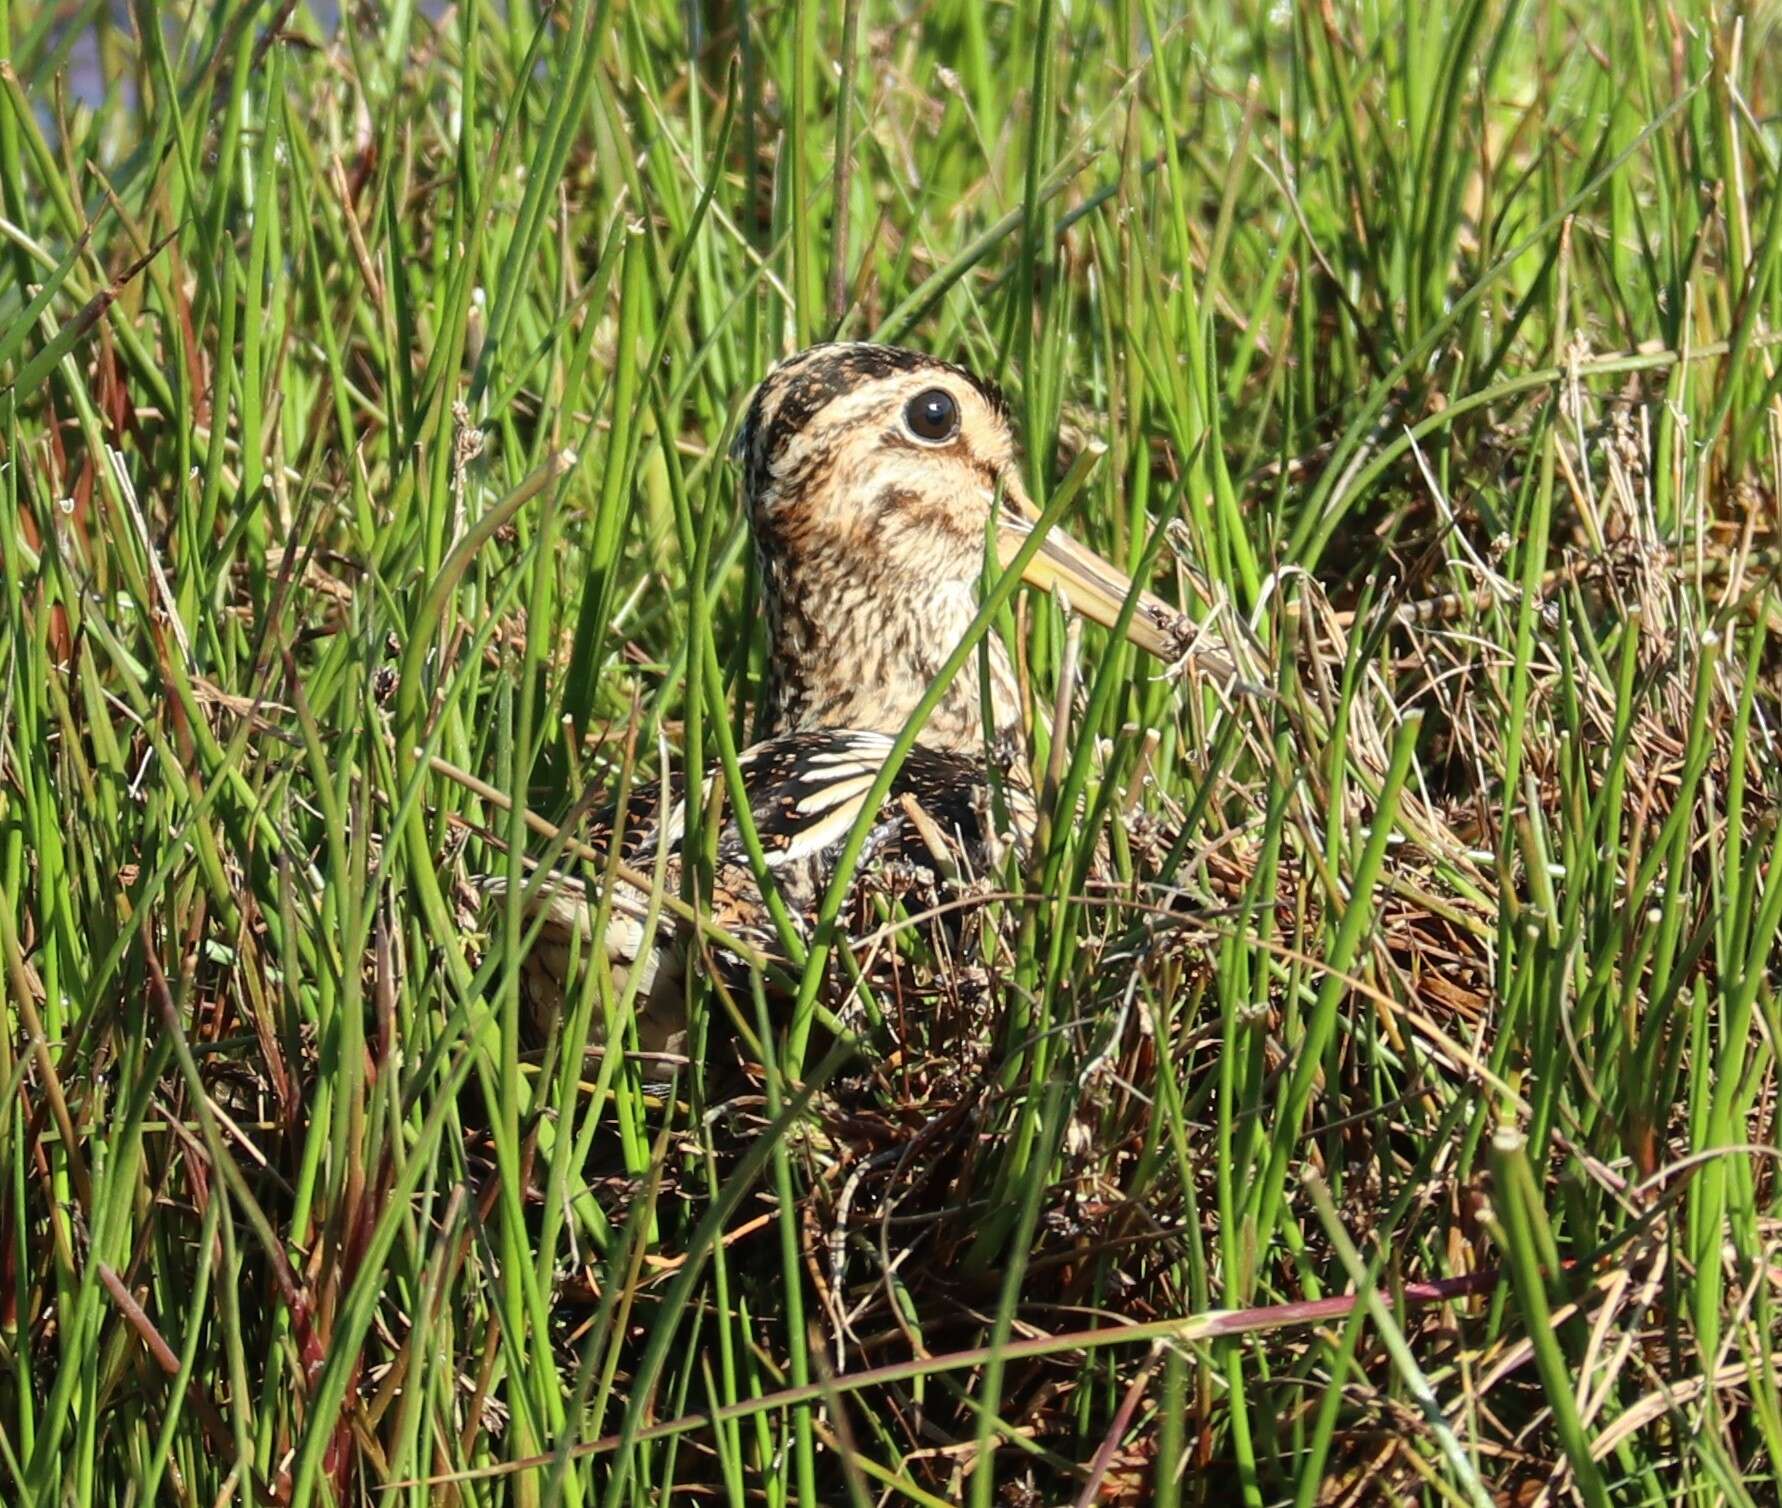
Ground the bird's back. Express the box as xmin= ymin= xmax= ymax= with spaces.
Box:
xmin=506 ymin=729 xmax=1037 ymax=1054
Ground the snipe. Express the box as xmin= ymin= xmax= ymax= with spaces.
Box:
xmin=518 ymin=343 xmax=1200 ymax=1054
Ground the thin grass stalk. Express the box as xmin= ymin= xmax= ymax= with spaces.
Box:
xmin=1249 ymin=711 xmax=1424 ymax=1244
xmin=782 ymin=442 xmax=1110 ymax=1072
xmin=966 ymin=1077 xmax=1070 ymax=1508
xmin=1485 ymin=1127 xmax=1613 ymax=1508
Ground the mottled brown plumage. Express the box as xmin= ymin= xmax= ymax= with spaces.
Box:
xmin=732 ymin=343 xmax=1188 ymax=753
xmin=517 ymin=729 xmax=1036 ymax=1053
xmin=514 ymin=343 xmax=1187 ymax=1051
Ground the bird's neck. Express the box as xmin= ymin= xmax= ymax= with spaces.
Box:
xmin=759 ymin=551 xmax=1024 ymax=755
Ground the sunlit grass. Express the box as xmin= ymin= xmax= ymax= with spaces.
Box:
xmin=3 ymin=1 xmax=1781 ymax=1503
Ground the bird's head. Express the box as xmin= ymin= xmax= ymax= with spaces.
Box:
xmin=730 ymin=342 xmax=1186 ymax=751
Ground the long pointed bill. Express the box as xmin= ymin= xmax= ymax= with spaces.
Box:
xmin=996 ymin=492 xmax=1184 ymax=661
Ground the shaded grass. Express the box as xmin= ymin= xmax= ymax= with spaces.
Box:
xmin=3 ymin=0 xmax=1782 ymax=1503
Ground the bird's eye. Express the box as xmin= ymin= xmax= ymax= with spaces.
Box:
xmin=903 ymin=387 xmax=960 ymax=443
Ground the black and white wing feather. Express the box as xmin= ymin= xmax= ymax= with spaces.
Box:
xmin=500 ymin=730 xmax=1036 ymax=1048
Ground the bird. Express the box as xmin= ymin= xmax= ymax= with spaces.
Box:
xmin=511 ymin=342 xmax=1194 ymax=1056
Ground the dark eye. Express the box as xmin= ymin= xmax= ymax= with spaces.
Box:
xmin=903 ymin=387 xmax=960 ymax=443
